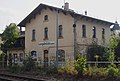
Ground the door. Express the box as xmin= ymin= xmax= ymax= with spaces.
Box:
xmin=44 ymin=50 xmax=48 ymax=66
xmin=8 ymin=53 xmax=12 ymax=66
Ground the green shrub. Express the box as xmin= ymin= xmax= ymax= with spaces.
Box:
xmin=22 ymin=59 xmax=36 ymax=72
xmin=74 ymin=57 xmax=86 ymax=76
xmin=46 ymin=66 xmax=58 ymax=75
xmin=107 ymin=65 xmax=119 ymax=77
xmin=8 ymin=64 xmax=22 ymax=73
xmin=58 ymin=61 xmax=77 ymax=75
xmin=86 ymin=67 xmax=107 ymax=76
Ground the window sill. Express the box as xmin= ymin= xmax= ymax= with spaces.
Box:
xmin=82 ymin=37 xmax=87 ymax=38
xmin=58 ymin=36 xmax=63 ymax=39
xmin=31 ymin=39 xmax=36 ymax=42
xmin=43 ymin=20 xmax=49 ymax=22
xmin=43 ymin=38 xmax=49 ymax=40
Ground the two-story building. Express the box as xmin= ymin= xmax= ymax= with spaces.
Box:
xmin=8 ymin=3 xmax=114 ymax=65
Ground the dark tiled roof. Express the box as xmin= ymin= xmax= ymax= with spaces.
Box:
xmin=18 ymin=3 xmax=114 ymax=27
xmin=111 ymin=21 xmax=120 ymax=30
xmin=112 ymin=24 xmax=120 ymax=30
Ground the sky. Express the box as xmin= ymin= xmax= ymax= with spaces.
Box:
xmin=0 ymin=0 xmax=120 ymax=33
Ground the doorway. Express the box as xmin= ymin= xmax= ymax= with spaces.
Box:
xmin=44 ymin=50 xmax=48 ymax=66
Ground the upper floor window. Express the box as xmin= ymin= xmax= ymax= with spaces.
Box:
xmin=59 ymin=25 xmax=63 ymax=38
xmin=32 ymin=29 xmax=36 ymax=41
xmin=44 ymin=15 xmax=48 ymax=21
xmin=58 ymin=50 xmax=65 ymax=62
xmin=92 ymin=26 xmax=96 ymax=38
xmin=102 ymin=28 xmax=105 ymax=39
xmin=82 ymin=25 xmax=86 ymax=37
xmin=44 ymin=27 xmax=48 ymax=39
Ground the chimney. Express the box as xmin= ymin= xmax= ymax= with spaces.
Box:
xmin=64 ymin=2 xmax=69 ymax=11
xmin=85 ymin=11 xmax=87 ymax=15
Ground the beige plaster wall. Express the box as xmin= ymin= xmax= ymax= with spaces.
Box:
xmin=25 ymin=8 xmax=111 ymax=63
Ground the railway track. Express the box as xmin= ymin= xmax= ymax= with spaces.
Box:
xmin=0 ymin=73 xmax=46 ymax=81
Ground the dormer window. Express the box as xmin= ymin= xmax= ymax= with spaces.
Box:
xmin=44 ymin=15 xmax=48 ymax=21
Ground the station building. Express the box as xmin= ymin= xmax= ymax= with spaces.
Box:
xmin=7 ymin=3 xmax=114 ymax=66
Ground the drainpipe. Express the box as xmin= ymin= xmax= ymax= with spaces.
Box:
xmin=56 ymin=9 xmax=59 ymax=67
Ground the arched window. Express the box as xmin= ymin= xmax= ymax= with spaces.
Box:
xmin=32 ymin=29 xmax=36 ymax=40
xmin=44 ymin=15 xmax=48 ymax=21
xmin=82 ymin=25 xmax=86 ymax=37
xmin=44 ymin=27 xmax=48 ymax=39
xmin=13 ymin=53 xmax=18 ymax=64
xmin=102 ymin=28 xmax=105 ymax=39
xmin=59 ymin=25 xmax=63 ymax=37
xmin=102 ymin=28 xmax=105 ymax=44
xmin=31 ymin=51 xmax=37 ymax=61
xmin=8 ymin=53 xmax=12 ymax=65
xmin=92 ymin=26 xmax=96 ymax=38
xmin=58 ymin=50 xmax=65 ymax=62
xmin=19 ymin=53 xmax=23 ymax=62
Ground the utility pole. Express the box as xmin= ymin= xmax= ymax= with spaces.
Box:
xmin=56 ymin=9 xmax=59 ymax=67
xmin=73 ymin=13 xmax=78 ymax=60
xmin=73 ymin=23 xmax=77 ymax=60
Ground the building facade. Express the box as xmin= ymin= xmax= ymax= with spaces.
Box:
xmin=7 ymin=33 xmax=25 ymax=65
xmin=8 ymin=3 xmax=114 ymax=65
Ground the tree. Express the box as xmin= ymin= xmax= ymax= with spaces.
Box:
xmin=1 ymin=23 xmax=20 ymax=53
xmin=115 ymin=40 xmax=120 ymax=61
xmin=109 ymin=35 xmax=120 ymax=64
xmin=87 ymin=45 xmax=109 ymax=61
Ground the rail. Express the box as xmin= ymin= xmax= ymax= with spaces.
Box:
xmin=0 ymin=73 xmax=45 ymax=81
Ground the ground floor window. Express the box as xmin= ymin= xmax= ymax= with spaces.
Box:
xmin=31 ymin=51 xmax=37 ymax=61
xmin=13 ymin=53 xmax=18 ymax=63
xmin=19 ymin=53 xmax=23 ymax=62
xmin=8 ymin=53 xmax=12 ymax=65
xmin=58 ymin=50 xmax=65 ymax=62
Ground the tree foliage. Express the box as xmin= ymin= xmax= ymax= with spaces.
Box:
xmin=87 ymin=45 xmax=109 ymax=61
xmin=1 ymin=23 xmax=19 ymax=52
xmin=75 ymin=57 xmax=86 ymax=76
xmin=109 ymin=35 xmax=120 ymax=63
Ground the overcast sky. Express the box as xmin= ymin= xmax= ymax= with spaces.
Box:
xmin=0 ymin=0 xmax=119 ymax=33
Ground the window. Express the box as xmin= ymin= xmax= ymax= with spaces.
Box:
xmin=19 ymin=53 xmax=23 ymax=62
xmin=58 ymin=50 xmax=65 ymax=62
xmin=82 ymin=25 xmax=86 ymax=37
xmin=13 ymin=53 xmax=18 ymax=64
xmin=102 ymin=28 xmax=105 ymax=43
xmin=59 ymin=25 xmax=63 ymax=37
xmin=44 ymin=27 xmax=48 ymax=39
xmin=102 ymin=28 xmax=105 ymax=39
xmin=31 ymin=51 xmax=37 ymax=61
xmin=8 ymin=53 xmax=12 ymax=65
xmin=92 ymin=26 xmax=96 ymax=38
xmin=44 ymin=15 xmax=48 ymax=21
xmin=32 ymin=29 xmax=36 ymax=41
xmin=44 ymin=50 xmax=48 ymax=66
